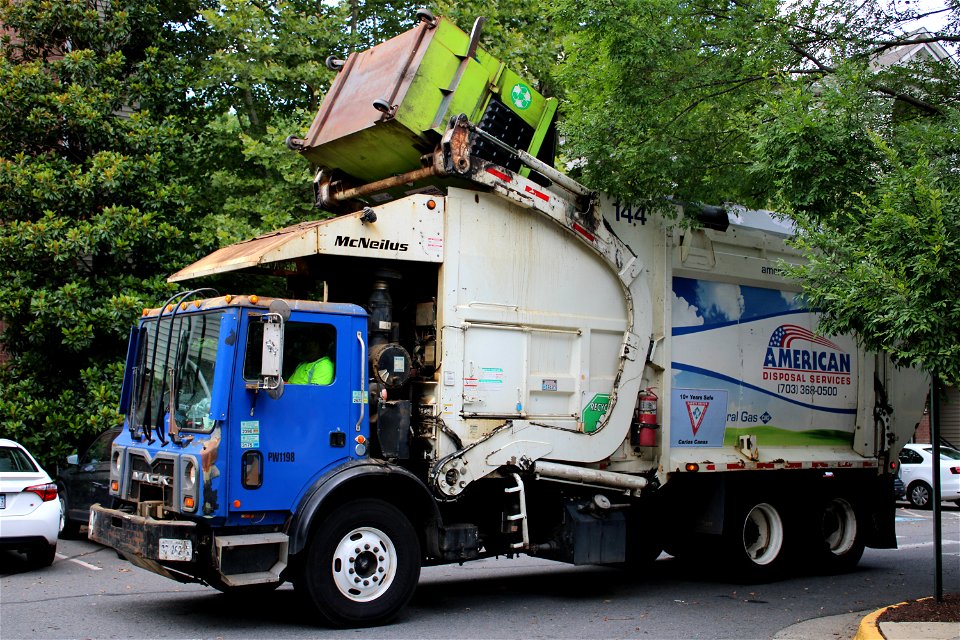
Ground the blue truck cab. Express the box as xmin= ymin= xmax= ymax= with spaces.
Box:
xmin=90 ymin=290 xmax=437 ymax=623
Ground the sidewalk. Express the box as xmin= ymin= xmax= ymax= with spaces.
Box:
xmin=854 ymin=602 xmax=960 ymax=640
xmin=773 ymin=604 xmax=960 ymax=640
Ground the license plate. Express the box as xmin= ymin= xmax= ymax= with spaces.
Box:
xmin=0 ymin=494 xmax=5 ymax=509
xmin=158 ymin=538 xmax=192 ymax=561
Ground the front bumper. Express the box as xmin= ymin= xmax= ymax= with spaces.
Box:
xmin=89 ymin=504 xmax=206 ymax=583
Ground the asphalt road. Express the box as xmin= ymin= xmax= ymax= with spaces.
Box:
xmin=1 ymin=504 xmax=958 ymax=640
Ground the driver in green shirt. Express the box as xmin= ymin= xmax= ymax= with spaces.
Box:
xmin=288 ymin=340 xmax=334 ymax=385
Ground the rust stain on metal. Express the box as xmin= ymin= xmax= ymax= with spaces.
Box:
xmin=301 ymin=23 xmax=435 ymax=154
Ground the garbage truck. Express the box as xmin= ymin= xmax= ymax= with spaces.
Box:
xmin=89 ymin=11 xmax=928 ymax=627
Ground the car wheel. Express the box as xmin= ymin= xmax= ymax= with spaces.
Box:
xmin=299 ymin=498 xmax=420 ymax=627
xmin=907 ymin=481 xmax=933 ymax=509
xmin=58 ymin=490 xmax=81 ymax=539
xmin=26 ymin=543 xmax=57 ymax=568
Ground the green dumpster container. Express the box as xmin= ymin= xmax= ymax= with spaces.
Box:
xmin=299 ymin=16 xmax=557 ymax=186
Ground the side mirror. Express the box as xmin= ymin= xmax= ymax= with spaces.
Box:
xmin=259 ymin=300 xmax=290 ymax=400
xmin=66 ymin=454 xmax=79 ymax=466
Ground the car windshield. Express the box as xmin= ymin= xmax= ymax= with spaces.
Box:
xmin=0 ymin=446 xmax=38 ymax=472
xmin=131 ymin=311 xmax=224 ymax=434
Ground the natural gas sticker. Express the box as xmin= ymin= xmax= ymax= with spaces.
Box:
xmin=352 ymin=391 xmax=369 ymax=404
xmin=582 ymin=393 xmax=610 ymax=433
xmin=240 ymin=421 xmax=260 ymax=449
xmin=670 ymin=389 xmax=728 ymax=447
xmin=510 ymin=82 xmax=533 ymax=110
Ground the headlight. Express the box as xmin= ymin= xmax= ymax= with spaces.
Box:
xmin=184 ymin=460 xmax=197 ymax=486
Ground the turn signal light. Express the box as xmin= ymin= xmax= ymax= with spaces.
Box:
xmin=356 ymin=435 xmax=367 ymax=444
xmin=685 ymin=463 xmax=700 ymax=472
xmin=111 ymin=480 xmax=119 ymax=492
xmin=183 ymin=496 xmax=195 ymax=509
xmin=25 ymin=483 xmax=57 ymax=502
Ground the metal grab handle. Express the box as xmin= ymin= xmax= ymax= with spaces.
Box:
xmin=355 ymin=331 xmax=366 ymax=432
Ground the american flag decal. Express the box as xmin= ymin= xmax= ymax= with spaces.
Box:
xmin=768 ymin=324 xmax=840 ymax=350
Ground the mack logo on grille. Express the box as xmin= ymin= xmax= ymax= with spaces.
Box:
xmin=334 ymin=235 xmax=408 ymax=252
xmin=131 ymin=470 xmax=174 ymax=486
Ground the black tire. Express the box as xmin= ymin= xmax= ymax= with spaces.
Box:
xmin=907 ymin=481 xmax=933 ymax=509
xmin=810 ymin=496 xmax=865 ymax=574
xmin=722 ymin=499 xmax=789 ymax=582
xmin=299 ymin=499 xmax=420 ymax=628
xmin=58 ymin=490 xmax=81 ymax=539
xmin=26 ymin=543 xmax=57 ymax=568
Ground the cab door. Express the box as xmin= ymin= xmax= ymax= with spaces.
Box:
xmin=226 ymin=311 xmax=368 ymax=515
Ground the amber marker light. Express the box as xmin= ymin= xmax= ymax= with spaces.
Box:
xmin=356 ymin=435 xmax=366 ymax=444
xmin=233 ymin=499 xmax=241 ymax=508
xmin=183 ymin=497 xmax=195 ymax=509
xmin=166 ymin=304 xmax=174 ymax=313
xmin=426 ymin=199 xmax=437 ymax=210
xmin=194 ymin=300 xmax=201 ymax=308
xmin=180 ymin=302 xmax=188 ymax=310
xmin=685 ymin=463 xmax=700 ymax=472
xmin=250 ymin=295 xmax=259 ymax=304
xmin=225 ymin=295 xmax=233 ymax=303
xmin=111 ymin=480 xmax=119 ymax=491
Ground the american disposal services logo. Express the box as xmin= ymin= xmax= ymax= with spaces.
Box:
xmin=762 ymin=324 xmax=851 ymax=386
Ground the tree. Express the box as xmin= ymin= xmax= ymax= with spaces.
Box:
xmin=552 ymin=0 xmax=960 ymax=384
xmin=0 ymin=0 xmax=217 ymax=464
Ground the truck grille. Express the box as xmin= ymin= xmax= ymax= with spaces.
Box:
xmin=126 ymin=452 xmax=178 ymax=509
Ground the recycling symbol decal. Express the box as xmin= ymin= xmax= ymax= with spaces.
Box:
xmin=510 ymin=82 xmax=533 ymax=110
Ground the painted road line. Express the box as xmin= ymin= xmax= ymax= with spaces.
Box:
xmin=56 ymin=553 xmax=102 ymax=571
xmin=894 ymin=540 xmax=960 ymax=550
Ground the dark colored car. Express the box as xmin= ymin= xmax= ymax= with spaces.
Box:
xmin=893 ymin=473 xmax=906 ymax=502
xmin=56 ymin=427 xmax=120 ymax=537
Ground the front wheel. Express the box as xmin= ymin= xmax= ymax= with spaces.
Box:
xmin=300 ymin=499 xmax=421 ymax=627
xmin=58 ymin=491 xmax=81 ymax=539
xmin=907 ymin=481 xmax=933 ymax=509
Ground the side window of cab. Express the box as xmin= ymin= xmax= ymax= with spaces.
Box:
xmin=243 ymin=320 xmax=337 ymax=386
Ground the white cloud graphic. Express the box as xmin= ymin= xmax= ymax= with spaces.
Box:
xmin=695 ymin=281 xmax=744 ymax=322
xmin=780 ymin=290 xmax=802 ymax=309
xmin=672 ymin=292 xmax=704 ymax=328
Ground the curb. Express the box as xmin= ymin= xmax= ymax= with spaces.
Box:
xmin=854 ymin=601 xmax=909 ymax=640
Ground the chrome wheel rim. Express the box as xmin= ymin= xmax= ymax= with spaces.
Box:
xmin=331 ymin=526 xmax=397 ymax=602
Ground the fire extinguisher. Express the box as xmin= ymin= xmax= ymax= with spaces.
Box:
xmin=631 ymin=387 xmax=659 ymax=447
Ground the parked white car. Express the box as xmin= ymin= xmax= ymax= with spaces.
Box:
xmin=0 ymin=439 xmax=59 ymax=567
xmin=897 ymin=443 xmax=960 ymax=509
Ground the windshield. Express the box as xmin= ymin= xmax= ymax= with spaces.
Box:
xmin=131 ymin=311 xmax=224 ymax=435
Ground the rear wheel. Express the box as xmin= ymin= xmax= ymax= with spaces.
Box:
xmin=722 ymin=499 xmax=788 ymax=582
xmin=299 ymin=499 xmax=420 ymax=627
xmin=907 ymin=481 xmax=933 ymax=509
xmin=26 ymin=543 xmax=57 ymax=568
xmin=811 ymin=496 xmax=864 ymax=573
